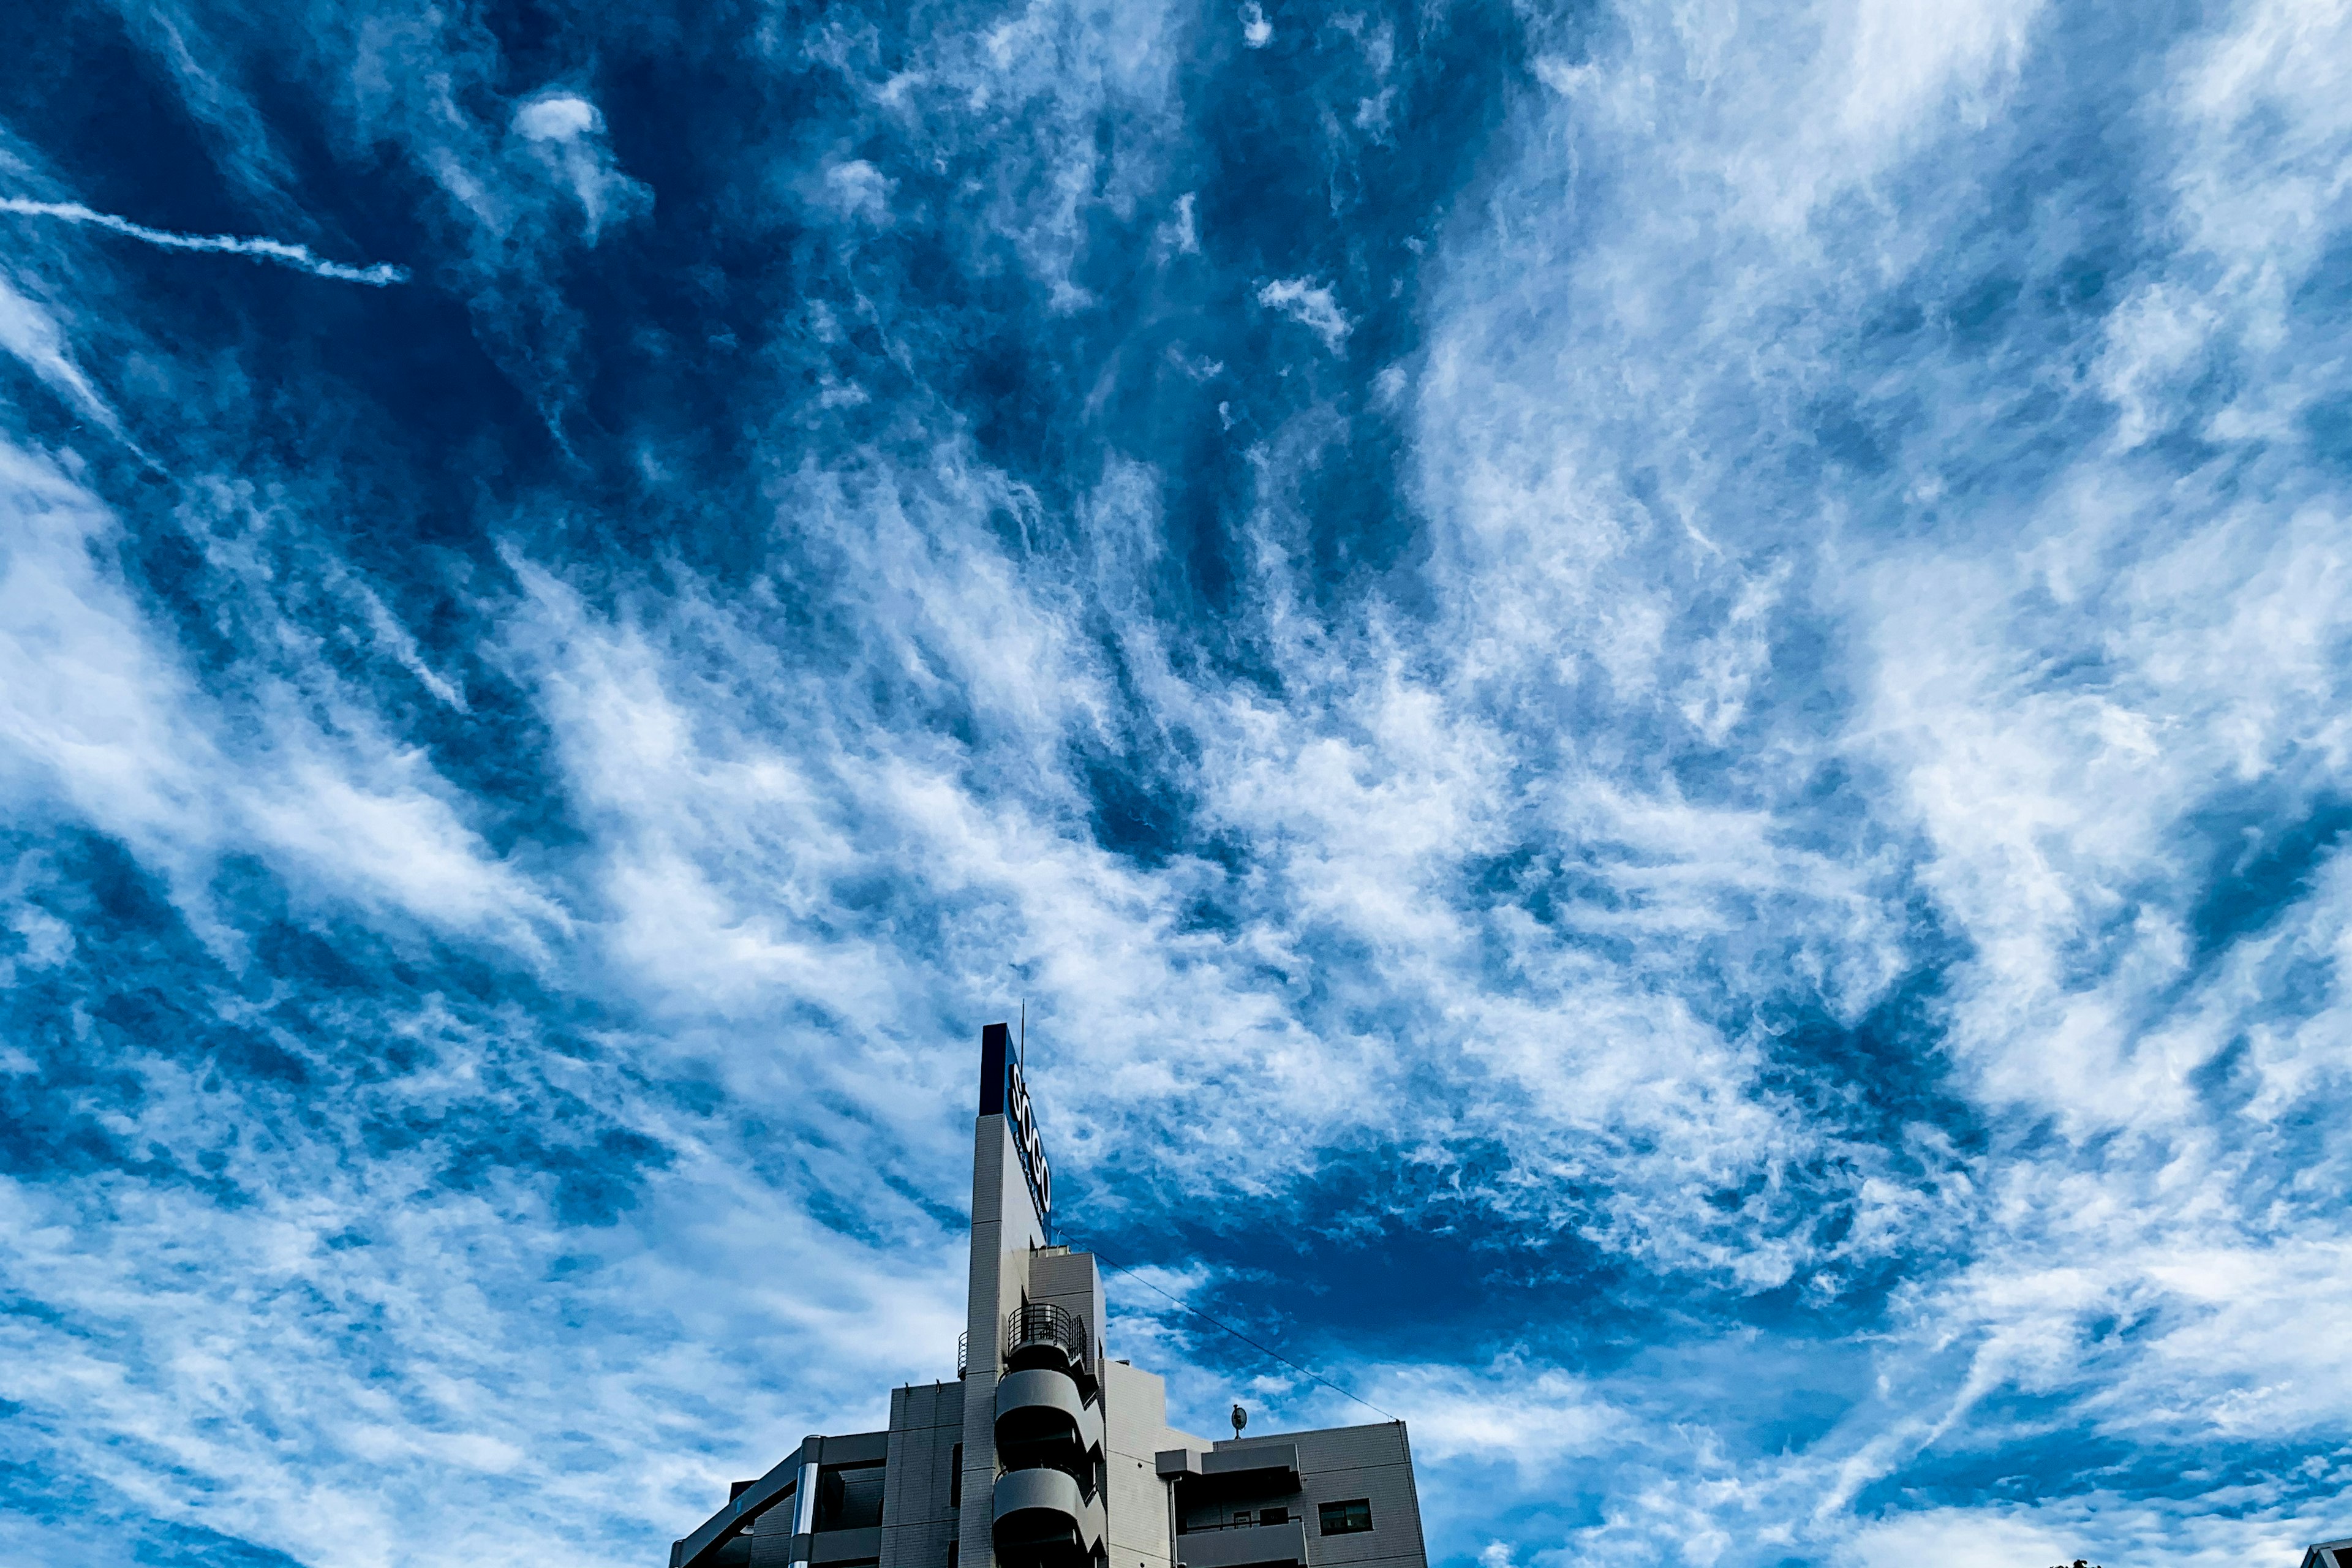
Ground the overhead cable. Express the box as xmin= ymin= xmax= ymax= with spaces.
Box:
xmin=1064 ymin=1234 xmax=1401 ymax=1425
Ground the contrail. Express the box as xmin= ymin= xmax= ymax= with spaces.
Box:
xmin=0 ymin=198 xmax=408 ymax=286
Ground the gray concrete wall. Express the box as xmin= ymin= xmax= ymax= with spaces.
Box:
xmin=1280 ymin=1425 xmax=1425 ymax=1568
xmin=1099 ymin=1359 xmax=1203 ymax=1568
xmin=880 ymin=1382 xmax=963 ymax=1568
xmin=956 ymin=1111 xmax=1047 ymax=1568
xmin=1167 ymin=1425 xmax=1426 ymax=1568
xmin=1025 ymin=1246 xmax=1105 ymax=1365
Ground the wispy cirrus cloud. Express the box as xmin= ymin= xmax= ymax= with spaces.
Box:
xmin=2 ymin=0 xmax=2350 ymax=1566
xmin=0 ymin=271 xmax=116 ymax=428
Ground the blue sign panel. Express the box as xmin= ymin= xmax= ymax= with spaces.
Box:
xmin=978 ymin=1023 xmax=1052 ymax=1224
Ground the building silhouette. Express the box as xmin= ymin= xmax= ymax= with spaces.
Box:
xmin=669 ymin=1024 xmax=1428 ymax=1568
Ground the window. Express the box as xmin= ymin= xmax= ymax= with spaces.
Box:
xmin=1319 ymin=1500 xmax=1373 ymax=1536
xmin=1260 ymin=1509 xmax=1290 ymax=1526
xmin=949 ymin=1444 xmax=962 ymax=1509
xmin=1232 ymin=1510 xmax=1254 ymax=1527
xmin=947 ymin=1544 xmax=958 ymax=1568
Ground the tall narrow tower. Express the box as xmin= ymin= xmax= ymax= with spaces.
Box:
xmin=669 ymin=1026 xmax=1428 ymax=1568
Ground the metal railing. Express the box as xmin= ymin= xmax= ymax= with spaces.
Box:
xmin=1180 ymin=1514 xmax=1295 ymax=1534
xmin=1005 ymin=1301 xmax=1091 ymax=1373
xmin=957 ymin=1330 xmax=969 ymax=1378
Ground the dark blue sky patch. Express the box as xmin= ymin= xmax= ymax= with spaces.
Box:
xmin=551 ymin=1127 xmax=672 ymax=1227
xmin=0 ymin=837 xmax=252 ymax=1185
xmin=0 ymin=9 xmax=230 ymax=236
xmin=1746 ymin=964 xmax=1985 ymax=1160
xmin=124 ymin=1517 xmax=317 ymax=1568
xmin=1847 ymin=1411 xmax=2318 ymax=1519
xmin=416 ymin=1099 xmax=675 ymax=1228
xmin=1434 ymin=1474 xmax=1608 ymax=1539
xmin=1077 ymin=742 xmax=1197 ymax=867
xmin=0 ymin=7 xmax=559 ymax=526
xmin=0 ymin=835 xmax=677 ymax=1223
xmin=2187 ymin=791 xmax=2352 ymax=959
xmin=1090 ymin=1152 xmax=1652 ymax=1370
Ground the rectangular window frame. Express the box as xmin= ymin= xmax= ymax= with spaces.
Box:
xmin=1318 ymin=1499 xmax=1373 ymax=1536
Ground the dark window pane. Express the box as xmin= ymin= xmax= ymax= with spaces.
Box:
xmin=1318 ymin=1501 xmax=1373 ymax=1536
xmin=1261 ymin=1509 xmax=1289 ymax=1526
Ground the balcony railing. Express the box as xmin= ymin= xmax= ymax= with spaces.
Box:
xmin=1005 ymin=1301 xmax=1091 ymax=1375
xmin=1179 ymin=1515 xmax=1297 ymax=1534
xmin=1173 ymin=1518 xmax=1308 ymax=1568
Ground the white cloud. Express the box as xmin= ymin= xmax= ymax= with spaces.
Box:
xmin=1378 ymin=0 xmax=2352 ymax=1554
xmin=1838 ymin=1508 xmax=2087 ymax=1568
xmin=821 ymin=159 xmax=895 ymax=224
xmin=831 ymin=0 xmax=1190 ymax=310
xmin=508 ymin=91 xmax=646 ymax=241
xmin=0 ymin=440 xmax=552 ymax=943
xmin=513 ymin=92 xmax=603 ymax=143
xmin=0 ymin=271 xmax=119 ymax=428
xmin=1839 ymin=0 xmax=2045 ymax=141
xmin=1256 ymin=277 xmax=1352 ymax=355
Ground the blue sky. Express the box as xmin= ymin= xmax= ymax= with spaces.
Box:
xmin=1 ymin=0 xmax=2349 ymax=1565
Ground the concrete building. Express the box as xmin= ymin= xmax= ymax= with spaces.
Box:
xmin=669 ymin=1023 xmax=1429 ymax=1568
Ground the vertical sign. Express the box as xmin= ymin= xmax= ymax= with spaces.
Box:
xmin=978 ymin=1022 xmax=1053 ymax=1225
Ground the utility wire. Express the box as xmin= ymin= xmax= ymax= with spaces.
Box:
xmin=1063 ymin=1234 xmax=1400 ymax=1425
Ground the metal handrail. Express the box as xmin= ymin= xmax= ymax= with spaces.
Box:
xmin=1180 ymin=1514 xmax=1296 ymax=1534
xmin=1005 ymin=1301 xmax=1090 ymax=1372
xmin=958 ymin=1330 xmax=969 ymax=1377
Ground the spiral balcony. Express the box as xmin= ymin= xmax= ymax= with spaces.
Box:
xmin=1004 ymin=1302 xmax=1093 ymax=1391
xmin=995 ymin=1366 xmax=1104 ymax=1479
xmin=992 ymin=1465 xmax=1106 ymax=1568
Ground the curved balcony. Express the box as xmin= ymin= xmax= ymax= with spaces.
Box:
xmin=995 ymin=1367 xmax=1103 ymax=1476
xmin=1005 ymin=1302 xmax=1092 ymax=1388
xmin=992 ymin=1466 xmax=1105 ymax=1568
